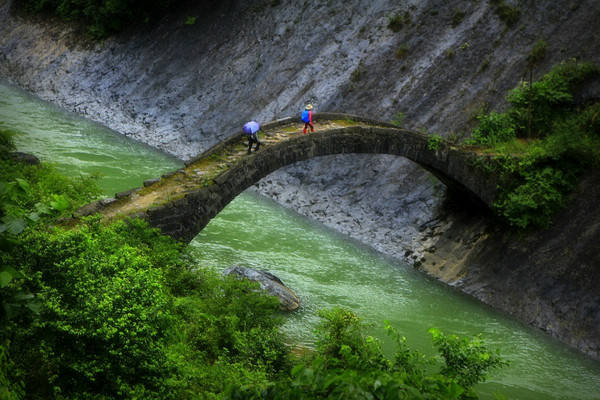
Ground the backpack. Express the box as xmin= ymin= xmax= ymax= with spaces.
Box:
xmin=301 ymin=110 xmax=310 ymax=123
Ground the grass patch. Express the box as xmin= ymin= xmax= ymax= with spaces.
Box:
xmin=282 ymin=125 xmax=299 ymax=133
xmin=332 ymin=119 xmax=358 ymax=126
xmin=390 ymin=112 xmax=405 ymax=127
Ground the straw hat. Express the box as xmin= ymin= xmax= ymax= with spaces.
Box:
xmin=305 ymin=104 xmax=313 ymax=110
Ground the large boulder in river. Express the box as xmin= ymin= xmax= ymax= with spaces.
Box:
xmin=224 ymin=265 xmax=300 ymax=311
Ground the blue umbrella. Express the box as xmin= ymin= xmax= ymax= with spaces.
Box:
xmin=243 ymin=121 xmax=260 ymax=134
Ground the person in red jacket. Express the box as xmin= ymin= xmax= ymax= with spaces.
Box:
xmin=301 ymin=104 xmax=314 ymax=134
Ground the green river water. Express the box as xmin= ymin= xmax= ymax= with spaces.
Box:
xmin=2 ymin=81 xmax=600 ymax=399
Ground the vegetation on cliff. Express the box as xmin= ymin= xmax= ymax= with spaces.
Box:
xmin=14 ymin=0 xmax=219 ymax=38
xmin=469 ymin=60 xmax=600 ymax=229
xmin=0 ymin=129 xmax=506 ymax=398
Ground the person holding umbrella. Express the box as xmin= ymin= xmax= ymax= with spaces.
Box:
xmin=243 ymin=120 xmax=261 ymax=154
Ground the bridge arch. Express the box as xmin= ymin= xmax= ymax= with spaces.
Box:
xmin=87 ymin=114 xmax=498 ymax=242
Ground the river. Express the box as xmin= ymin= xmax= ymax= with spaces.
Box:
xmin=2 ymin=80 xmax=600 ymax=399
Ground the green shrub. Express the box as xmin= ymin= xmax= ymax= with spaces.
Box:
xmin=230 ymin=308 xmax=506 ymax=399
xmin=0 ymin=341 xmax=24 ymax=400
xmin=427 ymin=134 xmax=444 ymax=150
xmin=469 ymin=112 xmax=516 ymax=146
xmin=495 ymin=165 xmax=576 ymax=228
xmin=1 ymin=216 xmax=290 ymax=399
xmin=0 ymin=159 xmax=100 ymax=236
xmin=469 ymin=60 xmax=600 ymax=229
xmin=390 ymin=112 xmax=405 ymax=127
xmin=527 ymin=39 xmax=547 ymax=68
xmin=493 ymin=1 xmax=520 ymax=27
xmin=507 ymin=61 xmax=599 ymax=138
xmin=388 ymin=11 xmax=410 ymax=32
xmin=451 ymin=9 xmax=465 ymax=27
xmin=580 ymin=102 xmax=600 ymax=136
xmin=3 ymin=219 xmax=178 ymax=398
xmin=430 ymin=328 xmax=507 ymax=389
xmin=395 ymin=44 xmax=409 ymax=59
xmin=0 ymin=128 xmax=17 ymax=155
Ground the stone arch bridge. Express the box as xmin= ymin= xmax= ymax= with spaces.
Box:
xmin=75 ymin=113 xmax=499 ymax=242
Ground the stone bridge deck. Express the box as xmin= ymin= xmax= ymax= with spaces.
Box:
xmin=73 ymin=113 xmax=499 ymax=242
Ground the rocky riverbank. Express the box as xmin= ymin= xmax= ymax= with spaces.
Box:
xmin=1 ymin=0 xmax=600 ymax=359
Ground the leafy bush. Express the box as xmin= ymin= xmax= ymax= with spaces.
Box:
xmin=427 ymin=134 xmax=444 ymax=150
xmin=1 ymin=216 xmax=291 ymax=399
xmin=0 ymin=158 xmax=100 ymax=236
xmin=388 ymin=11 xmax=410 ymax=32
xmin=452 ymin=9 xmax=465 ymax=27
xmin=527 ymin=39 xmax=547 ymax=68
xmin=230 ymin=308 xmax=506 ymax=399
xmin=0 ymin=128 xmax=17 ymax=155
xmin=506 ymin=61 xmax=599 ymax=138
xmin=580 ymin=102 xmax=600 ymax=136
xmin=395 ymin=44 xmax=409 ymax=59
xmin=0 ymin=341 xmax=24 ymax=400
xmin=469 ymin=60 xmax=600 ymax=228
xmin=492 ymin=1 xmax=520 ymax=27
xmin=390 ymin=112 xmax=405 ymax=127
xmin=3 ymin=219 xmax=178 ymax=398
xmin=469 ymin=112 xmax=516 ymax=146
xmin=430 ymin=328 xmax=506 ymax=389
xmin=495 ymin=165 xmax=576 ymax=228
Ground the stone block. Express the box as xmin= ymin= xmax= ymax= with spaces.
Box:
xmin=115 ymin=187 xmax=141 ymax=199
xmin=143 ymin=178 xmax=160 ymax=187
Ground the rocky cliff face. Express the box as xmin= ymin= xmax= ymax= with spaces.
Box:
xmin=419 ymin=172 xmax=600 ymax=360
xmin=1 ymin=0 xmax=599 ymax=358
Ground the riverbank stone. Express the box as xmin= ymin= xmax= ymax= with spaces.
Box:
xmin=9 ymin=152 xmax=40 ymax=165
xmin=223 ymin=265 xmax=300 ymax=311
xmin=143 ymin=178 xmax=160 ymax=187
